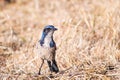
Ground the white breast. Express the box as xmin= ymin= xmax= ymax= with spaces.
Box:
xmin=35 ymin=41 xmax=55 ymax=60
xmin=43 ymin=32 xmax=52 ymax=47
xmin=43 ymin=37 xmax=51 ymax=47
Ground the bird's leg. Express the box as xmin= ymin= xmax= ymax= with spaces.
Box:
xmin=38 ymin=59 xmax=44 ymax=75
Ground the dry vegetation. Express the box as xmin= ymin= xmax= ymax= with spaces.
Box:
xmin=0 ymin=0 xmax=120 ymax=80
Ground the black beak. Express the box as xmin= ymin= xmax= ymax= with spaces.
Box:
xmin=54 ymin=28 xmax=58 ymax=31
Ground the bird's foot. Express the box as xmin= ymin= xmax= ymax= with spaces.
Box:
xmin=49 ymin=73 xmax=54 ymax=78
xmin=38 ymin=72 xmax=41 ymax=75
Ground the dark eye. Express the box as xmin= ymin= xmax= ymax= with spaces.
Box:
xmin=44 ymin=28 xmax=51 ymax=33
xmin=47 ymin=28 xmax=51 ymax=31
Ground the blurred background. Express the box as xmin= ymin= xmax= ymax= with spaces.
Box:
xmin=0 ymin=0 xmax=120 ymax=79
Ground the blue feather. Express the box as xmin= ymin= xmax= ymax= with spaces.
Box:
xmin=39 ymin=25 xmax=57 ymax=47
xmin=40 ymin=32 xmax=47 ymax=46
xmin=50 ymin=40 xmax=55 ymax=47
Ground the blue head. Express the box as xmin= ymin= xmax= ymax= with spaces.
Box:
xmin=40 ymin=25 xmax=57 ymax=46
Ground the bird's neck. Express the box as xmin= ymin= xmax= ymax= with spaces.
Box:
xmin=44 ymin=36 xmax=54 ymax=47
xmin=44 ymin=34 xmax=53 ymax=42
xmin=40 ymin=31 xmax=55 ymax=47
xmin=44 ymin=31 xmax=53 ymax=43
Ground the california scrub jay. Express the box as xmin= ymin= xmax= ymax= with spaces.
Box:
xmin=36 ymin=25 xmax=59 ymax=75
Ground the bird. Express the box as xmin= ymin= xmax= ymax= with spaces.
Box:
xmin=35 ymin=25 xmax=59 ymax=75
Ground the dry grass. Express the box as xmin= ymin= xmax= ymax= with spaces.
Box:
xmin=0 ymin=0 xmax=120 ymax=80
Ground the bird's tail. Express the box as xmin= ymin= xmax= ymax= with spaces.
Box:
xmin=47 ymin=60 xmax=59 ymax=73
xmin=52 ymin=60 xmax=59 ymax=73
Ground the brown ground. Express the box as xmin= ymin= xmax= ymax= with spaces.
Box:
xmin=0 ymin=0 xmax=120 ymax=80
